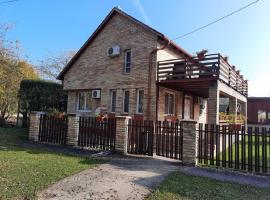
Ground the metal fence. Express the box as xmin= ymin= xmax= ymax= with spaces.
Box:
xmin=78 ymin=117 xmax=116 ymax=150
xmin=197 ymin=124 xmax=270 ymax=174
xmin=38 ymin=114 xmax=68 ymax=145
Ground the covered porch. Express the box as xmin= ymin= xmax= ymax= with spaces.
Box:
xmin=156 ymin=53 xmax=248 ymax=124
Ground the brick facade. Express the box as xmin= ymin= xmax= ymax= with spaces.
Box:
xmin=64 ymin=13 xmax=158 ymax=119
xmin=62 ymin=12 xmax=192 ymax=121
xmin=61 ymin=8 xmax=245 ymax=124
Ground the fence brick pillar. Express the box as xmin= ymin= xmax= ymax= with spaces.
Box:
xmin=208 ymin=82 xmax=220 ymax=124
xmin=115 ymin=116 xmax=131 ymax=154
xmin=29 ymin=111 xmax=44 ymax=141
xmin=67 ymin=114 xmax=79 ymax=146
xmin=182 ymin=120 xmax=198 ymax=166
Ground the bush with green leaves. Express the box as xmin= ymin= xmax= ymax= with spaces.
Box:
xmin=18 ymin=80 xmax=67 ymax=127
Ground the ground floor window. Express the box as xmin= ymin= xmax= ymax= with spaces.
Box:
xmin=165 ymin=93 xmax=175 ymax=115
xmin=110 ymin=90 xmax=117 ymax=112
xmin=78 ymin=91 xmax=92 ymax=111
xmin=123 ymin=90 xmax=130 ymax=113
xmin=258 ymin=110 xmax=267 ymax=123
xmin=136 ymin=90 xmax=144 ymax=114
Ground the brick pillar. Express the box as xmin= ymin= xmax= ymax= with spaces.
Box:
xmin=208 ymin=82 xmax=220 ymax=124
xmin=182 ymin=120 xmax=198 ymax=166
xmin=229 ymin=97 xmax=237 ymax=123
xmin=29 ymin=111 xmax=44 ymax=141
xmin=67 ymin=114 xmax=79 ymax=146
xmin=115 ymin=116 xmax=131 ymax=154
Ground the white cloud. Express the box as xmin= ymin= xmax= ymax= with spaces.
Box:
xmin=132 ymin=0 xmax=152 ymax=26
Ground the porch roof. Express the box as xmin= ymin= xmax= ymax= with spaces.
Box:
xmin=157 ymin=78 xmax=216 ymax=98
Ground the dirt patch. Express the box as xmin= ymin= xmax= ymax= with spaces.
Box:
xmin=38 ymin=157 xmax=180 ymax=200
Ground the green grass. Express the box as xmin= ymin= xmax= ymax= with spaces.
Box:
xmin=200 ymin=135 xmax=270 ymax=171
xmin=224 ymin=136 xmax=270 ymax=168
xmin=148 ymin=172 xmax=270 ymax=200
xmin=0 ymin=128 xmax=105 ymax=200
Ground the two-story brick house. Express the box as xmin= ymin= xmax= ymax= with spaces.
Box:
xmin=57 ymin=7 xmax=248 ymax=124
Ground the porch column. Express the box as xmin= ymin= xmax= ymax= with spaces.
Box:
xmin=229 ymin=97 xmax=237 ymax=123
xmin=115 ymin=116 xmax=131 ymax=154
xmin=67 ymin=114 xmax=80 ymax=146
xmin=208 ymin=82 xmax=220 ymax=124
xmin=182 ymin=120 xmax=198 ymax=166
xmin=29 ymin=111 xmax=44 ymax=141
xmin=240 ymin=101 xmax=247 ymax=124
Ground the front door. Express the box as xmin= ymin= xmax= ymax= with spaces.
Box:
xmin=184 ymin=97 xmax=191 ymax=119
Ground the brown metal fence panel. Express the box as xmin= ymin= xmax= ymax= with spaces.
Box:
xmin=78 ymin=117 xmax=116 ymax=150
xmin=127 ymin=119 xmax=154 ymax=155
xmin=156 ymin=121 xmax=183 ymax=160
xmin=197 ymin=123 xmax=270 ymax=175
xmin=38 ymin=114 xmax=68 ymax=145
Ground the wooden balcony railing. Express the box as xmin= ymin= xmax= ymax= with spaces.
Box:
xmin=157 ymin=53 xmax=248 ymax=96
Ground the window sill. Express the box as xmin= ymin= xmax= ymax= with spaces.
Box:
xmin=77 ymin=110 xmax=92 ymax=113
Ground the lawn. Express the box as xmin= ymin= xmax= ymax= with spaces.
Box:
xmin=199 ymin=135 xmax=270 ymax=173
xmin=0 ymin=128 xmax=105 ymax=200
xmin=148 ymin=172 xmax=270 ymax=200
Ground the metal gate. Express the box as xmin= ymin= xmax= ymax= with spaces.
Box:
xmin=127 ymin=120 xmax=183 ymax=160
xmin=156 ymin=121 xmax=183 ymax=160
xmin=78 ymin=117 xmax=116 ymax=150
xmin=127 ymin=119 xmax=154 ymax=155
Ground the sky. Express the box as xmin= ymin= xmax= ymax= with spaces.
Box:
xmin=0 ymin=0 xmax=269 ymax=97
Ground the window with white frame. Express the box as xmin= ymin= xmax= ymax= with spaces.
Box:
xmin=123 ymin=90 xmax=130 ymax=113
xmin=258 ymin=110 xmax=266 ymax=123
xmin=78 ymin=92 xmax=92 ymax=111
xmin=165 ymin=93 xmax=175 ymax=114
xmin=136 ymin=90 xmax=144 ymax=113
xmin=124 ymin=50 xmax=131 ymax=73
xmin=110 ymin=90 xmax=117 ymax=112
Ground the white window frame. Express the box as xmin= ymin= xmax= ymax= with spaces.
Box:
xmin=123 ymin=90 xmax=130 ymax=113
xmin=110 ymin=90 xmax=117 ymax=113
xmin=124 ymin=49 xmax=131 ymax=73
xmin=164 ymin=92 xmax=175 ymax=115
xmin=136 ymin=89 xmax=144 ymax=114
xmin=77 ymin=91 xmax=92 ymax=112
xmin=258 ymin=110 xmax=267 ymax=123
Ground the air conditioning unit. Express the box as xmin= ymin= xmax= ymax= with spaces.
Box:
xmin=92 ymin=90 xmax=101 ymax=99
xmin=107 ymin=45 xmax=120 ymax=57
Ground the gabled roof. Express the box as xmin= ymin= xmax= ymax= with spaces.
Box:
xmin=57 ymin=7 xmax=192 ymax=80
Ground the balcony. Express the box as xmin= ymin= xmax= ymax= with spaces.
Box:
xmin=157 ymin=53 xmax=248 ymax=97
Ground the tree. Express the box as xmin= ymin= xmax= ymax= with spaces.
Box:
xmin=0 ymin=60 xmax=38 ymax=126
xmin=37 ymin=51 xmax=75 ymax=81
xmin=0 ymin=23 xmax=39 ymax=126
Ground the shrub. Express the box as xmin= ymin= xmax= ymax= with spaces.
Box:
xmin=18 ymin=80 xmax=67 ymax=127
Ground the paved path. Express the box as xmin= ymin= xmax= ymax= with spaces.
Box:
xmin=38 ymin=157 xmax=180 ymax=200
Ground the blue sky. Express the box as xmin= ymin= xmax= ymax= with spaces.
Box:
xmin=1 ymin=0 xmax=269 ymax=96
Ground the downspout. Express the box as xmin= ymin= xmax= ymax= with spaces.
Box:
xmin=147 ymin=38 xmax=171 ymax=121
